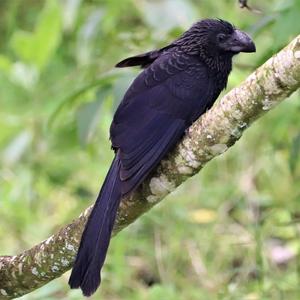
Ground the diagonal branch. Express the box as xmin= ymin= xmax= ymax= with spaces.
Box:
xmin=1 ymin=35 xmax=300 ymax=299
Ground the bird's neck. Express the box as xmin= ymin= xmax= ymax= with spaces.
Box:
xmin=201 ymin=51 xmax=232 ymax=72
xmin=202 ymin=54 xmax=233 ymax=90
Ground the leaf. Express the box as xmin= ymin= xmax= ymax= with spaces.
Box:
xmin=10 ymin=0 xmax=62 ymax=70
xmin=188 ymin=208 xmax=217 ymax=224
xmin=10 ymin=30 xmax=36 ymax=65
xmin=147 ymin=285 xmax=179 ymax=300
xmin=76 ymin=89 xmax=108 ymax=146
xmin=140 ymin=0 xmax=197 ymax=33
xmin=47 ymin=72 xmax=119 ymax=128
xmin=272 ymin=7 xmax=300 ymax=48
xmin=34 ymin=0 xmax=62 ymax=69
xmin=273 ymin=0 xmax=296 ymax=12
xmin=76 ymin=9 xmax=103 ymax=65
xmin=1 ymin=130 xmax=33 ymax=166
xmin=0 ymin=55 xmax=12 ymax=74
xmin=10 ymin=62 xmax=38 ymax=89
xmin=112 ymin=72 xmax=137 ymax=109
xmin=62 ymin=0 xmax=82 ymax=32
xmin=289 ymin=133 xmax=300 ymax=175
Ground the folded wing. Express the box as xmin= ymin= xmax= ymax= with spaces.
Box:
xmin=111 ymin=52 xmax=212 ymax=196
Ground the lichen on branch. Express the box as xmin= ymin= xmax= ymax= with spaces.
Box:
xmin=1 ymin=35 xmax=300 ymax=299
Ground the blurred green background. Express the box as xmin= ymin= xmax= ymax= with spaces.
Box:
xmin=0 ymin=0 xmax=300 ymax=299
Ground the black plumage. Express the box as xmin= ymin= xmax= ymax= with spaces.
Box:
xmin=69 ymin=19 xmax=255 ymax=296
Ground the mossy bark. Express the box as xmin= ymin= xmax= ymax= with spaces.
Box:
xmin=1 ymin=35 xmax=300 ymax=299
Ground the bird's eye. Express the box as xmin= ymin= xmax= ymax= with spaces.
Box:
xmin=217 ymin=33 xmax=227 ymax=42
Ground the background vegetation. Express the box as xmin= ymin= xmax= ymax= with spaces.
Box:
xmin=0 ymin=0 xmax=300 ymax=299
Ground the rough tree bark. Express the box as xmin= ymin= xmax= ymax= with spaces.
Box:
xmin=1 ymin=35 xmax=300 ymax=299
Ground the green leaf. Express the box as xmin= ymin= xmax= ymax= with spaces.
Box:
xmin=47 ymin=72 xmax=120 ymax=128
xmin=62 ymin=0 xmax=82 ymax=32
xmin=147 ymin=285 xmax=179 ymax=300
xmin=9 ymin=0 xmax=62 ymax=70
xmin=289 ymin=133 xmax=300 ymax=175
xmin=76 ymin=90 xmax=108 ymax=146
xmin=1 ymin=130 xmax=33 ymax=166
xmin=0 ymin=55 xmax=12 ymax=74
xmin=10 ymin=30 xmax=36 ymax=65
xmin=34 ymin=0 xmax=62 ymax=69
xmin=140 ymin=0 xmax=197 ymax=33
xmin=272 ymin=7 xmax=300 ymax=48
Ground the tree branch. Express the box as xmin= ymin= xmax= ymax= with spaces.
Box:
xmin=1 ymin=35 xmax=300 ymax=299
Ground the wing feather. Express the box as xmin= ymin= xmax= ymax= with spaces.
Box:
xmin=111 ymin=52 xmax=213 ymax=196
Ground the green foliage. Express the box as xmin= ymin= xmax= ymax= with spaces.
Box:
xmin=10 ymin=0 xmax=62 ymax=71
xmin=0 ymin=0 xmax=300 ymax=299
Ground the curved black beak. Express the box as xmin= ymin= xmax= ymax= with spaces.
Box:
xmin=224 ymin=29 xmax=256 ymax=53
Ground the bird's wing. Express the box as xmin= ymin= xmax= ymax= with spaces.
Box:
xmin=110 ymin=52 xmax=213 ymax=195
xmin=115 ymin=45 xmax=174 ymax=68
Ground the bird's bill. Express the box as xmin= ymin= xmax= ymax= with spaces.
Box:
xmin=223 ymin=29 xmax=256 ymax=53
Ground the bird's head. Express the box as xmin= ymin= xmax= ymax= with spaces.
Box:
xmin=176 ymin=19 xmax=256 ymax=57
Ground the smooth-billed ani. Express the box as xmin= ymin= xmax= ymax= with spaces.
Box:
xmin=69 ymin=19 xmax=255 ymax=296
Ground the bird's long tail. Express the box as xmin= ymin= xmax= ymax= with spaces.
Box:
xmin=68 ymin=155 xmax=121 ymax=296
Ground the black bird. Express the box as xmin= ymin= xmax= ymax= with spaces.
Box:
xmin=69 ymin=19 xmax=255 ymax=296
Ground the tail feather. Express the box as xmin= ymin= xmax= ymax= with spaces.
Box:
xmin=69 ymin=156 xmax=121 ymax=296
